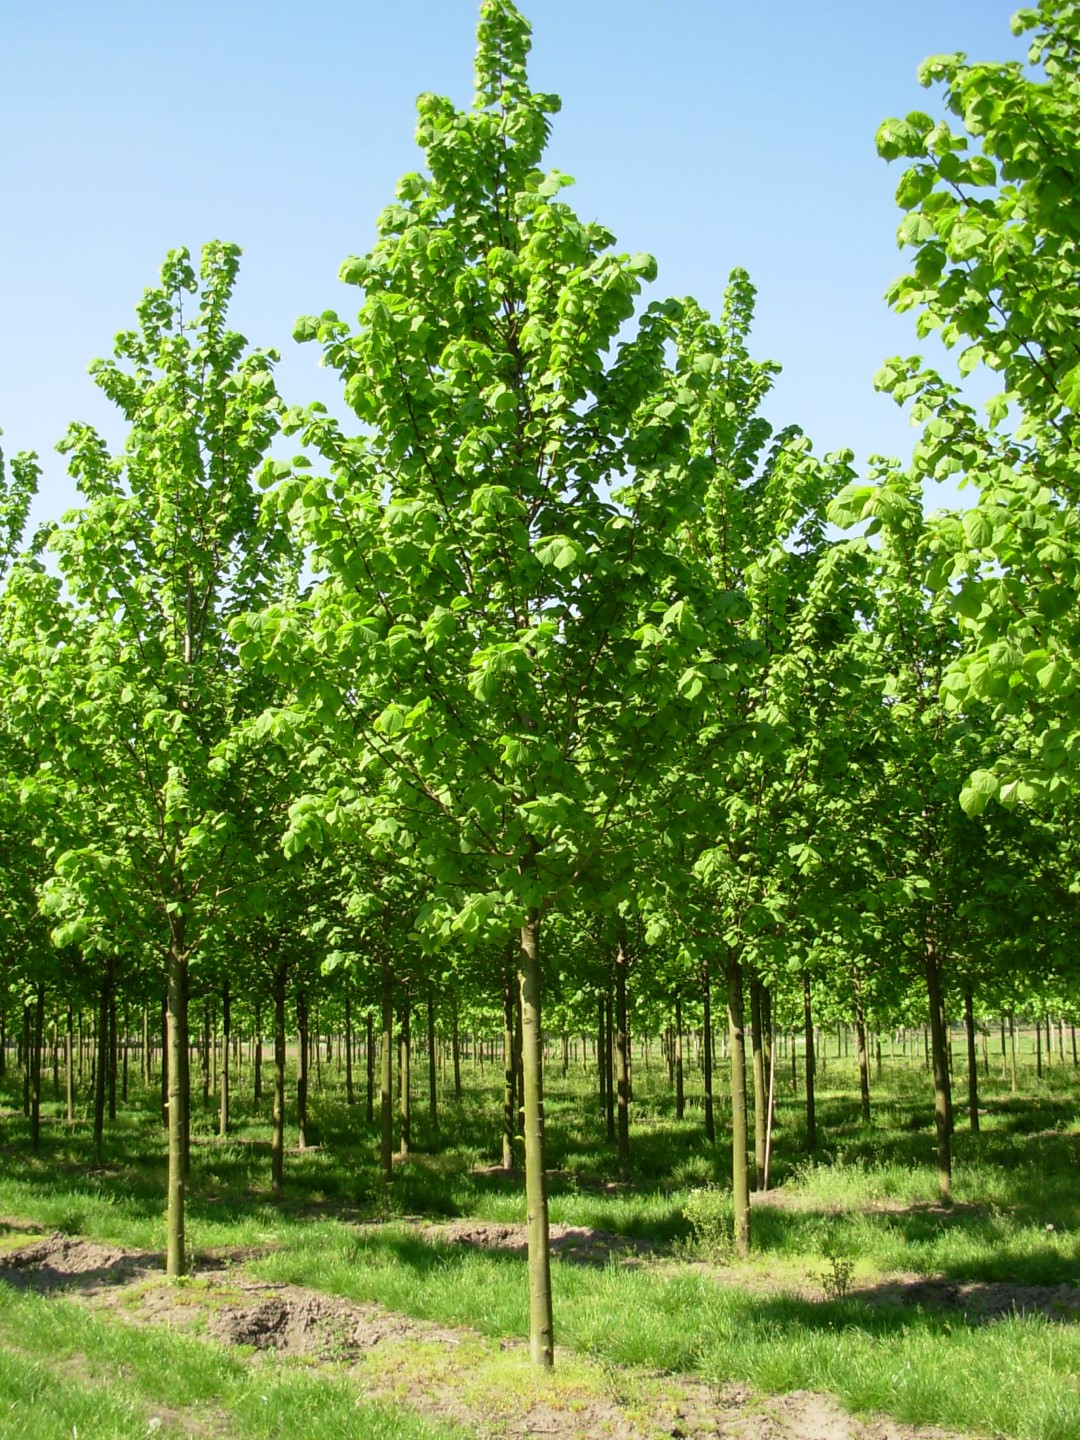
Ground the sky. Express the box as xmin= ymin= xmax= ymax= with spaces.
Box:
xmin=1 ymin=0 xmax=1026 ymax=532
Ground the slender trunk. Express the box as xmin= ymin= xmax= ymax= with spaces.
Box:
xmin=561 ymin=1031 xmax=569 ymax=1078
xmin=604 ymin=994 xmax=615 ymax=1143
xmin=728 ymin=958 xmax=750 ymax=1256
xmin=345 ymin=993 xmax=354 ymax=1106
xmin=94 ymin=982 xmax=108 ymax=1159
xmin=749 ymin=974 xmax=766 ymax=1187
xmin=924 ymin=941 xmax=952 ymax=1203
xmin=1036 ymin=1017 xmax=1043 ymax=1082
xmin=271 ymin=961 xmax=286 ymax=1197
xmin=400 ymin=996 xmax=411 ymax=1163
xmin=452 ymin=996 xmax=462 ymax=1101
xmin=614 ymin=934 xmax=630 ymax=1182
xmin=201 ymin=999 xmax=211 ymax=1108
xmin=160 ymin=990 xmax=168 ymax=1127
xmin=296 ymin=988 xmax=309 ymax=1149
xmin=854 ymin=971 xmax=871 ymax=1124
xmin=107 ymin=984 xmax=117 ymax=1123
xmin=121 ymin=1004 xmax=129 ymax=1104
xmin=519 ymin=909 xmax=553 ymax=1370
xmin=141 ymin=1005 xmax=149 ymax=1085
xmin=702 ymin=958 xmax=715 ymax=1144
xmin=1000 ymin=1016 xmax=1007 ymax=1080
xmin=366 ymin=1011 xmax=375 ymax=1125
xmin=802 ymin=973 xmax=816 ymax=1152
xmin=427 ymin=986 xmax=437 ymax=1130
xmin=65 ymin=1005 xmax=74 ymax=1124
xmin=29 ymin=984 xmax=45 ymax=1153
xmin=963 ymin=981 xmax=979 ymax=1134
xmin=380 ymin=958 xmax=394 ymax=1183
xmin=166 ymin=923 xmax=189 ymax=1277
xmin=502 ymin=961 xmax=516 ymax=1170
xmin=1009 ymin=1011 xmax=1018 ymax=1093
xmin=253 ymin=1000 xmax=263 ymax=1108
xmin=219 ymin=978 xmax=230 ymax=1138
xmin=674 ymin=993 xmax=685 ymax=1121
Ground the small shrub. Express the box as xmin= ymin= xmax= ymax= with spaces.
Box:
xmin=679 ymin=1186 xmax=734 ymax=1262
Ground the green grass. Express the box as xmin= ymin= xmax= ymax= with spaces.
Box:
xmin=2 ymin=1041 xmax=1080 ymax=1438
xmin=0 ymin=1286 xmax=468 ymax=1439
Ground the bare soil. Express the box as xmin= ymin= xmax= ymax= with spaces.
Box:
xmin=0 ymin=1231 xmax=976 ymax=1440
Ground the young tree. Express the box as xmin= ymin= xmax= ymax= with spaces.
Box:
xmin=241 ymin=0 xmax=721 ymax=1368
xmin=30 ymin=243 xmax=294 ymax=1275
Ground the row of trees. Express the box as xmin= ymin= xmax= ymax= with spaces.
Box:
xmin=3 ymin=0 xmax=1080 ymax=1370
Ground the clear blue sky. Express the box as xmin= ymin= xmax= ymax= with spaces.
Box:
xmin=2 ymin=0 xmax=1024 ymax=529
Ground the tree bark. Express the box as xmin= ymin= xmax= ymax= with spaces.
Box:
xmin=749 ymin=973 xmax=766 ymax=1187
xmin=802 ymin=973 xmax=816 ymax=1152
xmin=854 ymin=970 xmax=871 ymax=1124
xmin=29 ymin=983 xmax=45 ymax=1153
xmin=166 ymin=923 xmax=189 ymax=1277
xmin=380 ymin=959 xmax=394 ymax=1183
xmin=924 ymin=940 xmax=952 ymax=1203
xmin=614 ymin=933 xmax=631 ymax=1181
xmin=502 ymin=961 xmax=516 ymax=1170
xmin=604 ymin=994 xmax=615 ymax=1143
xmin=296 ymin=987 xmax=310 ymax=1149
xmin=65 ymin=1005 xmax=75 ymax=1124
xmin=519 ymin=909 xmax=553 ymax=1370
xmin=219 ymin=978 xmax=231 ymax=1138
xmin=963 ymin=980 xmax=979 ymax=1134
xmin=94 ymin=981 xmax=108 ymax=1160
xmin=674 ymin=992 xmax=685 ymax=1121
xmin=344 ymin=992 xmax=354 ymax=1106
xmin=728 ymin=958 xmax=750 ymax=1256
xmin=427 ymin=985 xmax=437 ymax=1130
xmin=271 ymin=961 xmax=287 ymax=1197
xmin=452 ymin=995 xmax=462 ymax=1100
xmin=702 ymin=958 xmax=715 ymax=1144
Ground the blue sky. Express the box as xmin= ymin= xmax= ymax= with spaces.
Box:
xmin=1 ymin=0 xmax=1024 ymax=528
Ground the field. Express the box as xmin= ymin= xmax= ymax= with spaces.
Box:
xmin=0 ymin=1030 xmax=1078 ymax=1440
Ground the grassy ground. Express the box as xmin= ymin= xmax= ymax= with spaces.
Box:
xmin=1 ymin=1034 xmax=1078 ymax=1439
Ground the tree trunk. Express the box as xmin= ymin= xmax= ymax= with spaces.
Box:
xmin=271 ymin=961 xmax=286 ymax=1197
xmin=518 ymin=909 xmax=553 ymax=1371
xmin=107 ymin=984 xmax=117 ymax=1123
xmin=702 ymin=958 xmax=715 ymax=1144
xmin=728 ymin=958 xmax=750 ymax=1256
xmin=366 ymin=1011 xmax=375 ymax=1124
xmin=427 ymin=986 xmax=437 ymax=1130
xmin=614 ymin=933 xmax=631 ymax=1182
xmin=452 ymin=996 xmax=462 ymax=1100
xmin=749 ymin=973 xmax=766 ymax=1187
xmin=219 ymin=978 xmax=231 ymax=1138
xmin=344 ymin=992 xmax=354 ymax=1106
xmin=253 ymin=1000 xmax=263 ymax=1108
xmin=296 ymin=988 xmax=309 ymax=1149
xmin=802 ymin=973 xmax=816 ymax=1152
xmin=1009 ymin=1011 xmax=1018 ymax=1093
xmin=94 ymin=981 xmax=108 ymax=1160
xmin=65 ymin=1005 xmax=75 ymax=1124
xmin=963 ymin=981 xmax=979 ymax=1134
xmin=675 ymin=992 xmax=685 ymax=1121
xmin=604 ymin=994 xmax=615 ymax=1143
xmin=380 ymin=958 xmax=394 ymax=1183
xmin=854 ymin=970 xmax=871 ymax=1124
xmin=924 ymin=941 xmax=952 ymax=1203
xmin=503 ymin=962 xmax=516 ymax=1170
xmin=166 ymin=924 xmax=189 ymax=1277
xmin=29 ymin=984 xmax=44 ymax=1153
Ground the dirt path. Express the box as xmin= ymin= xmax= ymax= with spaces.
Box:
xmin=0 ymin=1232 xmax=973 ymax=1440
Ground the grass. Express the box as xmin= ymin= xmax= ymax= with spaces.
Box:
xmin=0 ymin=1285 xmax=469 ymax=1439
xmin=1 ymin=1036 xmax=1079 ymax=1438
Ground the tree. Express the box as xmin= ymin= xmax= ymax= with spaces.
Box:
xmin=240 ymin=0 xmax=721 ymax=1368
xmin=29 ymin=242 xmax=294 ymax=1275
xmin=875 ymin=0 xmax=1080 ymax=810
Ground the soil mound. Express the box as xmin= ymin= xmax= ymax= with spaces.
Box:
xmin=0 ymin=1233 xmax=158 ymax=1292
